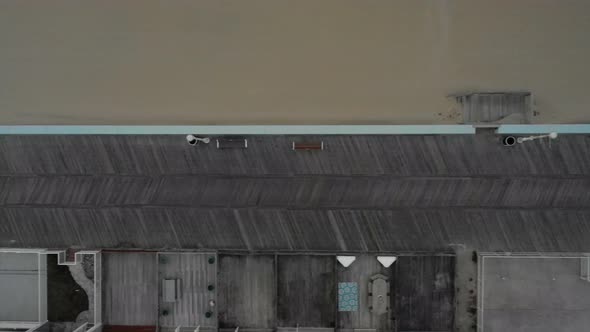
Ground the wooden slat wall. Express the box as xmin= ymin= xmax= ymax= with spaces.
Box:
xmin=157 ymin=253 xmax=217 ymax=328
xmin=394 ymin=256 xmax=455 ymax=332
xmin=102 ymin=253 xmax=158 ymax=325
xmin=218 ymin=255 xmax=276 ymax=329
xmin=103 ymin=326 xmax=157 ymax=332
xmin=276 ymin=255 xmax=336 ymax=327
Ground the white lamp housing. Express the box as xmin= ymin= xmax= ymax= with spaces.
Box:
xmin=186 ymin=134 xmax=211 ymax=145
xmin=517 ymin=132 xmax=559 ymax=144
xmin=337 ymin=256 xmax=356 ymax=268
xmin=377 ymin=256 xmax=397 ymax=268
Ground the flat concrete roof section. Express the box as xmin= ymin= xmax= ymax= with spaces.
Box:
xmin=479 ymin=255 xmax=590 ymax=332
xmin=0 ymin=252 xmax=46 ymax=321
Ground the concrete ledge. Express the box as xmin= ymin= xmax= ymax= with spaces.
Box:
xmin=1 ymin=124 xmax=589 ymax=135
xmin=0 ymin=125 xmax=476 ymax=135
xmin=497 ymin=124 xmax=590 ymax=134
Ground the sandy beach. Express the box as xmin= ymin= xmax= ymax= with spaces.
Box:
xmin=0 ymin=0 xmax=589 ymax=125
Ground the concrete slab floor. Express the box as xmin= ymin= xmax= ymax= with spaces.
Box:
xmin=480 ymin=255 xmax=590 ymax=332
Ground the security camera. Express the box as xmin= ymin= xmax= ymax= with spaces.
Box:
xmin=186 ymin=134 xmax=210 ymax=145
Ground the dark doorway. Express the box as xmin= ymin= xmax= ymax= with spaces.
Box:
xmin=47 ymin=255 xmax=88 ymax=321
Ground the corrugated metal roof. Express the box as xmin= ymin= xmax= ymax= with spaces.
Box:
xmin=1 ymin=175 xmax=590 ymax=208
xmin=1 ymin=135 xmax=589 ymax=252
xmin=1 ymin=135 xmax=589 ymax=176
xmin=2 ymin=207 xmax=590 ymax=252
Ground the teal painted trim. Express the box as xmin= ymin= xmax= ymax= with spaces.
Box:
xmin=497 ymin=124 xmax=590 ymax=134
xmin=2 ymin=124 xmax=589 ymax=135
xmin=0 ymin=125 xmax=476 ymax=135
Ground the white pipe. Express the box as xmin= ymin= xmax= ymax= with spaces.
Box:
xmin=87 ymin=324 xmax=103 ymax=332
xmin=72 ymin=323 xmax=88 ymax=332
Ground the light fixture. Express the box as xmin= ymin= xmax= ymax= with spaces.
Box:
xmin=517 ymin=132 xmax=558 ymax=144
xmin=377 ymin=256 xmax=397 ymax=268
xmin=337 ymin=256 xmax=356 ymax=267
xmin=186 ymin=134 xmax=211 ymax=145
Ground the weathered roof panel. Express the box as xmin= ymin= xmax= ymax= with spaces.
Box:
xmin=1 ymin=135 xmax=590 ymax=252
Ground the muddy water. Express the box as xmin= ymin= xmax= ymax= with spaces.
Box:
xmin=1 ymin=0 xmax=589 ymax=124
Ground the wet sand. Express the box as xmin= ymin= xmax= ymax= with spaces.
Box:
xmin=0 ymin=0 xmax=589 ymax=125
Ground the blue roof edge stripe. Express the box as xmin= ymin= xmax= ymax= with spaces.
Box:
xmin=0 ymin=124 xmax=588 ymax=135
xmin=0 ymin=125 xmax=475 ymax=135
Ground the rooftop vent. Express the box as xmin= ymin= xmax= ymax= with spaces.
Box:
xmin=453 ymin=92 xmax=532 ymax=124
xmin=292 ymin=141 xmax=324 ymax=151
xmin=216 ymin=138 xmax=248 ymax=149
